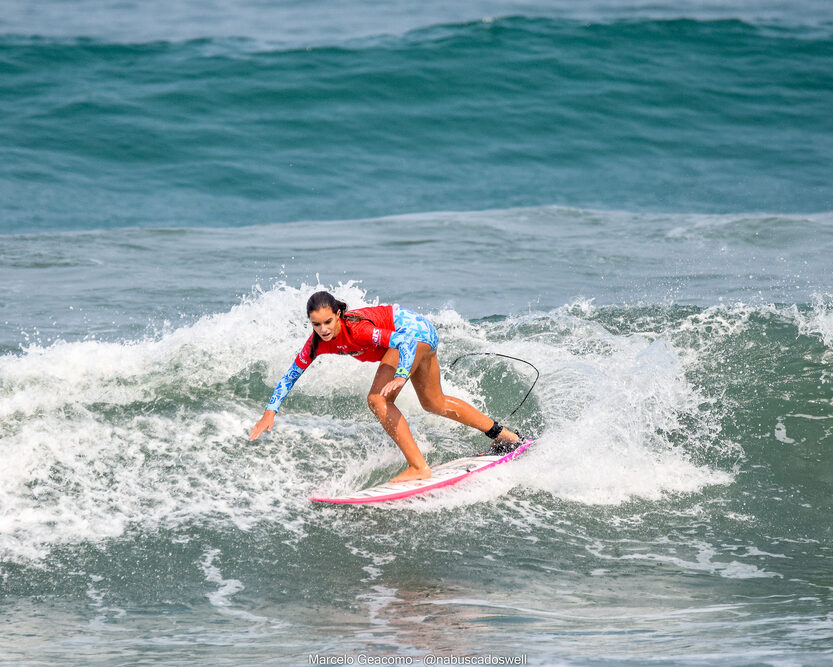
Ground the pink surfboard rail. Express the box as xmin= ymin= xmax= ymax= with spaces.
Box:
xmin=310 ymin=438 xmax=533 ymax=504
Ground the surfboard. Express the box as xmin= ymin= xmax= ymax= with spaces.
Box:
xmin=310 ymin=438 xmax=533 ymax=504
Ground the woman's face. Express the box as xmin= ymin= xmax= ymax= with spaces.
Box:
xmin=309 ymin=306 xmax=341 ymax=342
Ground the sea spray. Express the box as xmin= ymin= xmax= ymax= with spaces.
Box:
xmin=0 ymin=284 xmax=748 ymax=562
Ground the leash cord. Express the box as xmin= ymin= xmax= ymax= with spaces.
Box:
xmin=448 ymin=352 xmax=539 ymax=422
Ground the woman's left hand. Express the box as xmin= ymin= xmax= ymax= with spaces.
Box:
xmin=380 ymin=376 xmax=407 ymax=398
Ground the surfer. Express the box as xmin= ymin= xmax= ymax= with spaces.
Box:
xmin=249 ymin=291 xmax=521 ymax=482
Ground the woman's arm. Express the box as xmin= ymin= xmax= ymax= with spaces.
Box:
xmin=375 ymin=329 xmax=419 ymax=398
xmin=266 ymin=361 xmax=305 ymax=411
xmin=354 ymin=320 xmax=419 ymax=380
xmin=387 ymin=330 xmax=418 ymax=379
xmin=248 ymin=360 xmax=307 ymax=441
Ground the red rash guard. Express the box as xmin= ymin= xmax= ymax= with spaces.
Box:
xmin=266 ymin=304 xmax=432 ymax=412
xmin=295 ymin=305 xmax=397 ymax=369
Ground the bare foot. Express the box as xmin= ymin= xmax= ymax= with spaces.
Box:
xmin=390 ymin=465 xmax=431 ymax=483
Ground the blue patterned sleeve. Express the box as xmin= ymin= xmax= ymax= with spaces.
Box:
xmin=266 ymin=361 xmax=305 ymax=412
xmin=388 ymin=330 xmax=418 ymax=380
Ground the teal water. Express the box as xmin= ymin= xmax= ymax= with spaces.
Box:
xmin=2 ymin=15 xmax=833 ymax=233
xmin=2 ymin=1 xmax=833 ymax=665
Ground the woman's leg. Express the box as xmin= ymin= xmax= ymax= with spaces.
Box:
xmin=367 ymin=343 xmax=435 ymax=482
xmin=410 ymin=349 xmax=519 ymax=444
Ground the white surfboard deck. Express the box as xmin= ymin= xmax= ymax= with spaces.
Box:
xmin=310 ymin=438 xmax=533 ymax=504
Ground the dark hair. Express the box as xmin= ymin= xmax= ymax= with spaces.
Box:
xmin=306 ymin=291 xmax=348 ymax=360
xmin=306 ymin=291 xmax=347 ymax=317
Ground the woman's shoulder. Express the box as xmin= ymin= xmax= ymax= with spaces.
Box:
xmin=295 ymin=332 xmax=316 ymax=367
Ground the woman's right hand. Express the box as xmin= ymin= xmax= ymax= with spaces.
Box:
xmin=249 ymin=410 xmax=277 ymax=441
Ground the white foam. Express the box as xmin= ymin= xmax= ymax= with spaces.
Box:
xmin=200 ymin=548 xmax=268 ymax=622
xmin=0 ymin=284 xmax=739 ymax=562
xmin=588 ymin=539 xmax=780 ymax=580
xmin=86 ymin=575 xmax=127 ymax=632
xmin=372 ymin=306 xmax=736 ymax=510
xmin=0 ymin=281 xmax=374 ymax=562
xmin=793 ymin=293 xmax=833 ymax=349
xmin=774 ymin=420 xmax=796 ymax=444
xmin=457 ymin=308 xmax=733 ymax=506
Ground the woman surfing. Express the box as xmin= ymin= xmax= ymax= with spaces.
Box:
xmin=248 ymin=291 xmax=522 ymax=482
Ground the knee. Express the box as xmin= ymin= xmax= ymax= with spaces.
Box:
xmin=419 ymin=395 xmax=446 ymax=416
xmin=367 ymin=392 xmax=387 ymax=415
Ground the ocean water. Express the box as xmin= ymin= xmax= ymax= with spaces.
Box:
xmin=2 ymin=1 xmax=833 ymax=665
